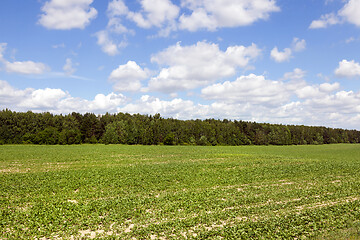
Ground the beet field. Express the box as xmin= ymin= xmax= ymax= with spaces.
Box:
xmin=1 ymin=144 xmax=360 ymax=239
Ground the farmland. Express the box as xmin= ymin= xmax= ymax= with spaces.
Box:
xmin=1 ymin=144 xmax=360 ymax=239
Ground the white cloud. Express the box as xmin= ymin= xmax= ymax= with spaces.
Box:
xmin=95 ymin=30 xmax=127 ymax=56
xmin=302 ymin=90 xmax=360 ymax=116
xmin=0 ymin=80 xmax=127 ymax=114
xmin=128 ymin=0 xmax=179 ymax=28
xmin=295 ymin=85 xmax=321 ymax=99
xmin=107 ymin=0 xmax=130 ymax=34
xmin=108 ymin=0 xmax=129 ymax=17
xmin=270 ymin=38 xmax=305 ymax=63
xmin=4 ymin=61 xmax=48 ymax=75
xmin=63 ymin=58 xmax=77 ymax=75
xmin=178 ymin=8 xmax=217 ymax=32
xmin=292 ymin=38 xmax=306 ymax=52
xmin=86 ymin=93 xmax=127 ymax=112
xmin=319 ymin=82 xmax=340 ymax=92
xmin=309 ymin=13 xmax=340 ymax=29
xmin=335 ymin=59 xmax=360 ymax=78
xmin=202 ymin=74 xmax=291 ymax=106
xmin=179 ymin=0 xmax=280 ymax=31
xmin=95 ymin=1 xmax=131 ymax=56
xmin=0 ymin=80 xmax=33 ymax=105
xmin=282 ymin=68 xmax=306 ymax=81
xmin=116 ymin=85 xmax=360 ymax=129
xmin=148 ymin=41 xmax=261 ymax=93
xmin=126 ymin=0 xmax=179 ymax=37
xmin=196 ymin=72 xmax=356 ymax=128
xmin=0 ymin=81 xmax=67 ymax=109
xmin=53 ymin=92 xmax=127 ymax=114
xmin=270 ymin=47 xmax=292 ymax=62
xmin=0 ymin=43 xmax=48 ymax=75
xmin=295 ymin=82 xmax=340 ymax=99
xmin=38 ymin=0 xmax=97 ymax=30
xmin=119 ymin=95 xmax=200 ymax=119
xmin=93 ymin=0 xmax=280 ymax=38
xmin=310 ymin=0 xmax=360 ymax=29
xmin=107 ymin=18 xmax=129 ymax=35
xmin=109 ymin=61 xmax=148 ymax=92
xmin=19 ymin=88 xmax=68 ymax=109
xmin=338 ymin=0 xmax=360 ymax=27
xmin=2 ymin=77 xmax=360 ymax=129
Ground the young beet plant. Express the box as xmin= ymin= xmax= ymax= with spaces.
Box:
xmin=0 ymin=144 xmax=359 ymax=239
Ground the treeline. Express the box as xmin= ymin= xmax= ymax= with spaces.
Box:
xmin=0 ymin=109 xmax=359 ymax=146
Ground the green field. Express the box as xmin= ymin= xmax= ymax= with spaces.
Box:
xmin=1 ymin=144 xmax=360 ymax=239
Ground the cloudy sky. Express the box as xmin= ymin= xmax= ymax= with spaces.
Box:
xmin=1 ymin=0 xmax=360 ymax=129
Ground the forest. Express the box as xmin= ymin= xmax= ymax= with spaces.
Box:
xmin=1 ymin=109 xmax=360 ymax=146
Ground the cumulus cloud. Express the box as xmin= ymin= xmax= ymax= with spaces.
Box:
xmin=201 ymin=73 xmax=307 ymax=107
xmin=18 ymin=88 xmax=68 ymax=109
xmin=2 ymin=77 xmax=360 ymax=129
xmin=338 ymin=0 xmax=360 ymax=27
xmin=0 ymin=80 xmax=127 ymax=114
xmin=107 ymin=0 xmax=131 ymax=34
xmin=95 ymin=1 xmax=131 ymax=56
xmin=309 ymin=13 xmax=340 ymax=29
xmin=109 ymin=61 xmax=148 ymax=92
xmin=93 ymin=0 xmax=280 ymax=40
xmin=116 ymin=85 xmax=360 ymax=129
xmin=119 ymin=95 xmax=200 ymax=119
xmin=270 ymin=47 xmax=292 ymax=63
xmin=0 ymin=80 xmax=33 ymax=105
xmin=293 ymin=82 xmax=339 ymax=99
xmin=282 ymin=68 xmax=306 ymax=81
xmin=335 ymin=59 xmax=360 ymax=78
xmin=108 ymin=0 xmax=129 ymax=17
xmin=0 ymin=80 xmax=67 ymax=109
xmin=319 ymin=82 xmax=340 ymax=92
xmin=292 ymin=38 xmax=306 ymax=52
xmin=310 ymin=0 xmax=360 ymax=29
xmin=270 ymin=38 xmax=306 ymax=63
xmin=98 ymin=0 xmax=180 ymax=39
xmin=0 ymin=43 xmax=49 ymax=75
xmin=196 ymin=72 xmax=355 ymax=128
xmin=127 ymin=0 xmax=179 ymax=35
xmin=148 ymin=41 xmax=261 ymax=93
xmin=38 ymin=0 xmax=98 ymax=30
xmin=4 ymin=61 xmax=48 ymax=75
xmin=201 ymin=74 xmax=304 ymax=106
xmin=179 ymin=0 xmax=280 ymax=31
xmin=301 ymin=90 xmax=360 ymax=118
xmin=95 ymin=30 xmax=127 ymax=56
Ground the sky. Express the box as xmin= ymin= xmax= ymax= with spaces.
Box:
xmin=1 ymin=0 xmax=360 ymax=130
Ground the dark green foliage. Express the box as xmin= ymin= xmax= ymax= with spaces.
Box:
xmin=163 ymin=133 xmax=175 ymax=145
xmin=198 ymin=135 xmax=210 ymax=146
xmin=0 ymin=109 xmax=359 ymax=146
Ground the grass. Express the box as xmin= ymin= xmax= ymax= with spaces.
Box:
xmin=0 ymin=144 xmax=360 ymax=239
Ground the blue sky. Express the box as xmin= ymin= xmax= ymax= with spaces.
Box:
xmin=1 ymin=0 xmax=360 ymax=130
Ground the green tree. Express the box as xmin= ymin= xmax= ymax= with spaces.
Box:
xmin=198 ymin=135 xmax=210 ymax=146
xmin=102 ymin=121 xmax=127 ymax=144
xmin=164 ymin=133 xmax=175 ymax=145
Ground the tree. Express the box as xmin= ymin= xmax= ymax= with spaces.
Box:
xmin=102 ymin=121 xmax=127 ymax=144
xmin=164 ymin=133 xmax=175 ymax=145
xmin=198 ymin=136 xmax=210 ymax=146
